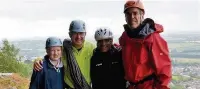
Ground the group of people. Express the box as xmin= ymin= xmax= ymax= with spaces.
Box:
xmin=29 ymin=0 xmax=172 ymax=89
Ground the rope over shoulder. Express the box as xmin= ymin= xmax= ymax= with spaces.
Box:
xmin=63 ymin=39 xmax=92 ymax=89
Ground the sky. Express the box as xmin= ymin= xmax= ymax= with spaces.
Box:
xmin=0 ymin=0 xmax=199 ymax=40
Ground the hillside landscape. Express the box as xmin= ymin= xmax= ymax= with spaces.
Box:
xmin=0 ymin=32 xmax=200 ymax=89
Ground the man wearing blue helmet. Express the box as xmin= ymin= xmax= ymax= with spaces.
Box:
xmin=29 ymin=37 xmax=64 ymax=89
xmin=33 ymin=20 xmax=95 ymax=89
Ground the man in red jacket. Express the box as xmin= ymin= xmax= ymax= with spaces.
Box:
xmin=119 ymin=0 xmax=172 ymax=89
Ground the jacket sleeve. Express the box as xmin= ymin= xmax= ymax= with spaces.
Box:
xmin=151 ymin=33 xmax=172 ymax=89
xmin=29 ymin=70 xmax=44 ymax=89
xmin=90 ymin=50 xmax=96 ymax=88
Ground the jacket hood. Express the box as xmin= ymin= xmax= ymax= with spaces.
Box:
xmin=124 ymin=18 xmax=163 ymax=38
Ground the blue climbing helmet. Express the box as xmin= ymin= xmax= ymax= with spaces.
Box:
xmin=69 ymin=20 xmax=86 ymax=32
xmin=45 ymin=37 xmax=62 ymax=48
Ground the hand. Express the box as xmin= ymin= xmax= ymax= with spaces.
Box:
xmin=113 ymin=43 xmax=122 ymax=51
xmin=63 ymin=39 xmax=72 ymax=50
xmin=33 ymin=60 xmax=43 ymax=71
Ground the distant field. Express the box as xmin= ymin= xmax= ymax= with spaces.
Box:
xmin=168 ymin=42 xmax=200 ymax=49
xmin=173 ymin=58 xmax=200 ymax=64
xmin=172 ymin=75 xmax=190 ymax=82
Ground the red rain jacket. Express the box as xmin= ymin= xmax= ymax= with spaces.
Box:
xmin=119 ymin=24 xmax=172 ymax=89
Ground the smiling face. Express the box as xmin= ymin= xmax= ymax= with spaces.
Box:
xmin=70 ymin=32 xmax=86 ymax=49
xmin=125 ymin=7 xmax=144 ymax=29
xmin=97 ymin=38 xmax=113 ymax=52
xmin=47 ymin=46 xmax=62 ymax=61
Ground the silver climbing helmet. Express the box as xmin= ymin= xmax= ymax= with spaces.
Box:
xmin=94 ymin=27 xmax=113 ymax=41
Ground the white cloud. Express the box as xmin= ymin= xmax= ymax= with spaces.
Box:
xmin=0 ymin=17 xmax=71 ymax=40
xmin=0 ymin=17 xmax=22 ymax=39
xmin=0 ymin=0 xmax=199 ymax=40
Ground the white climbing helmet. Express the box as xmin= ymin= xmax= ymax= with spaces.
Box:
xmin=94 ymin=27 xmax=113 ymax=41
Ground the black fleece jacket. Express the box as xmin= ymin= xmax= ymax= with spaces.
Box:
xmin=91 ymin=46 xmax=126 ymax=89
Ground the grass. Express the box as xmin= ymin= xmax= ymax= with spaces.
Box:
xmin=172 ymin=75 xmax=191 ymax=82
xmin=170 ymin=85 xmax=185 ymax=89
xmin=0 ymin=73 xmax=30 ymax=89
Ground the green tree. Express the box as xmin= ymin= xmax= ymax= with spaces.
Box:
xmin=1 ymin=39 xmax=19 ymax=60
xmin=0 ymin=39 xmax=32 ymax=77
